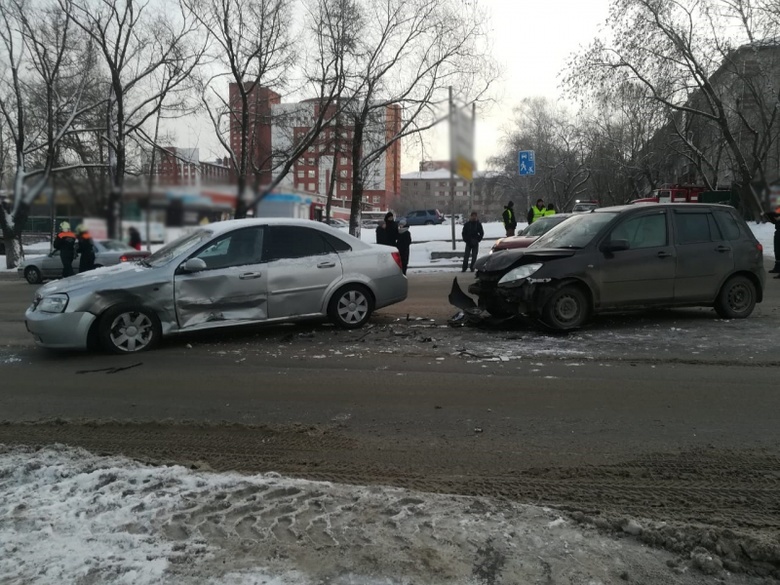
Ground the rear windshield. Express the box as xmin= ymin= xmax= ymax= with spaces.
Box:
xmin=530 ymin=212 xmax=616 ymax=249
xmin=98 ymin=240 xmax=134 ymax=251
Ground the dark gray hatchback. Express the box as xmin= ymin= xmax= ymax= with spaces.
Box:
xmin=459 ymin=204 xmax=765 ymax=330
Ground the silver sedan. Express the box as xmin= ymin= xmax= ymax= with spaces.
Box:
xmin=25 ymin=218 xmax=408 ymax=353
xmin=18 ymin=240 xmax=151 ymax=284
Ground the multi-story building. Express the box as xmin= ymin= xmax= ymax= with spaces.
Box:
xmin=229 ymin=83 xmax=401 ymax=211
xmin=399 ymin=164 xmax=470 ymax=214
xmin=153 ymin=147 xmax=231 ymax=187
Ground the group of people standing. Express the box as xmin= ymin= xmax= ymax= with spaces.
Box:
xmin=501 ymin=199 xmax=556 ymax=236
xmin=376 ymin=212 xmax=411 ymax=274
xmin=53 ymin=221 xmax=95 ymax=277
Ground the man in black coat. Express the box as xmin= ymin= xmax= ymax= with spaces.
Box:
xmin=461 ymin=211 xmax=484 ymax=272
xmin=396 ymin=219 xmax=412 ymax=274
xmin=383 ymin=212 xmax=398 ymax=247
xmin=375 ymin=220 xmax=388 ymax=245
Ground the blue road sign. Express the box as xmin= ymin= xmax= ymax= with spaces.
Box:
xmin=518 ymin=150 xmax=536 ymax=176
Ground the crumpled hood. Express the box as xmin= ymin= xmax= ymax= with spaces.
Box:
xmin=35 ymin=261 xmax=155 ymax=297
xmin=476 ymin=247 xmax=578 ymax=273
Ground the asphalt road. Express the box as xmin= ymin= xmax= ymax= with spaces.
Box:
xmin=2 ymin=269 xmax=780 ymax=572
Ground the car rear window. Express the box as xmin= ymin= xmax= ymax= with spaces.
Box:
xmin=673 ymin=211 xmax=720 ymax=244
xmin=99 ymin=240 xmax=134 ymax=251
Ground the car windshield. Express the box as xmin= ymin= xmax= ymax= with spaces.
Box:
xmin=144 ymin=229 xmax=213 ymax=267
xmin=529 ymin=212 xmax=616 ymax=249
xmin=98 ymin=240 xmax=134 ymax=251
xmin=521 ymin=216 xmax=567 ymax=237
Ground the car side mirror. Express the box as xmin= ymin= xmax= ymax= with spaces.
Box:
xmin=180 ymin=258 xmax=207 ymax=273
xmin=602 ymin=239 xmax=630 ymax=253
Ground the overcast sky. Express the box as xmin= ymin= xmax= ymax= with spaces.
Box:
xmin=428 ymin=0 xmax=612 ymax=173
xmin=177 ymin=0 xmax=612 ymax=175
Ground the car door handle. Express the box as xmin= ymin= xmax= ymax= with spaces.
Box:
xmin=317 ymin=261 xmax=336 ymax=268
xmin=657 ymin=251 xmax=672 ymax=258
xmin=239 ymin=272 xmax=262 ymax=280
xmin=716 ymin=245 xmax=731 ymax=253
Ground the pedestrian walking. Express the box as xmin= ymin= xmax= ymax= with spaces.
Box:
xmin=527 ymin=199 xmax=546 ymax=224
xmin=461 ymin=211 xmax=484 ymax=272
xmin=502 ymin=201 xmax=517 ymax=236
xmin=396 ymin=219 xmax=411 ymax=275
xmin=765 ymin=207 xmax=780 ymax=278
xmin=375 ymin=220 xmax=388 ymax=245
xmin=128 ymin=226 xmax=142 ymax=250
xmin=75 ymin=224 xmax=96 ymax=273
xmin=384 ymin=212 xmax=398 ymax=247
xmin=53 ymin=221 xmax=77 ymax=277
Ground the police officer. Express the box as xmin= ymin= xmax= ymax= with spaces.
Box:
xmin=527 ymin=199 xmax=546 ymax=224
xmin=502 ymin=201 xmax=517 ymax=236
xmin=53 ymin=221 xmax=77 ymax=277
xmin=544 ymin=203 xmax=556 ymax=216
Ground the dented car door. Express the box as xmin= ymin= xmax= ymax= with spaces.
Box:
xmin=174 ymin=226 xmax=268 ymax=329
xmin=264 ymin=225 xmax=343 ymax=319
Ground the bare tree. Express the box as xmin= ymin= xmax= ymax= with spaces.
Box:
xmin=566 ymin=0 xmax=780 ymax=217
xmin=68 ymin=0 xmax=204 ymax=238
xmin=0 ymin=0 xmax=100 ymax=268
xmin=182 ymin=0 xmax=298 ymax=219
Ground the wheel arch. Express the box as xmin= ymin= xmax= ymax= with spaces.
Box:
xmin=723 ymin=270 xmax=763 ymax=303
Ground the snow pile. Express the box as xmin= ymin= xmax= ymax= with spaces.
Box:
xmin=0 ymin=444 xmax=732 ymax=585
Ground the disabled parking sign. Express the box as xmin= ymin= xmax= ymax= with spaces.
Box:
xmin=518 ymin=150 xmax=535 ymax=176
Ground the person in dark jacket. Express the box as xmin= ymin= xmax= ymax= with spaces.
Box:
xmin=384 ymin=212 xmax=398 ymax=247
xmin=128 ymin=226 xmax=142 ymax=250
xmin=527 ymin=199 xmax=546 ymax=224
xmin=375 ymin=220 xmax=388 ymax=245
xmin=53 ymin=221 xmax=76 ymax=277
xmin=75 ymin=224 xmax=96 ymax=273
xmin=396 ymin=219 xmax=412 ymax=274
xmin=766 ymin=207 xmax=780 ymax=278
xmin=502 ymin=201 xmax=517 ymax=236
xmin=461 ymin=211 xmax=484 ymax=272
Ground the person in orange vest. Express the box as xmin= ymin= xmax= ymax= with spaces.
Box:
xmin=75 ymin=224 xmax=96 ymax=273
xmin=53 ymin=221 xmax=76 ymax=277
xmin=766 ymin=207 xmax=780 ymax=278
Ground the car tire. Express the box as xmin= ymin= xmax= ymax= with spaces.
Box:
xmin=714 ymin=275 xmax=756 ymax=319
xmin=98 ymin=305 xmax=161 ymax=354
xmin=24 ymin=266 xmax=42 ymax=284
xmin=541 ymin=284 xmax=589 ymax=330
xmin=328 ymin=284 xmax=374 ymax=329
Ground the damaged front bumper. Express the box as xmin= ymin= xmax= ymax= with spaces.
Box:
xmin=449 ymin=276 xmax=559 ymax=324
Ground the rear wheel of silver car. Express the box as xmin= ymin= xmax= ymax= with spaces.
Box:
xmin=24 ymin=266 xmax=42 ymax=284
xmin=328 ymin=285 xmax=374 ymax=329
xmin=542 ymin=285 xmax=589 ymax=330
xmin=714 ymin=275 xmax=756 ymax=319
xmin=98 ymin=305 xmax=161 ymax=353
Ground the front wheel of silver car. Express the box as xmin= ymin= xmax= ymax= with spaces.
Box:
xmin=328 ymin=285 xmax=374 ymax=329
xmin=714 ymin=275 xmax=756 ymax=319
xmin=541 ymin=284 xmax=589 ymax=331
xmin=24 ymin=266 xmax=42 ymax=284
xmin=98 ymin=305 xmax=161 ymax=353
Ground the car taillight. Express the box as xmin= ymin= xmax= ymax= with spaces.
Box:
xmin=757 ymin=243 xmax=763 ymax=252
xmin=391 ymin=251 xmax=403 ymax=270
xmin=120 ymin=255 xmax=129 ymax=262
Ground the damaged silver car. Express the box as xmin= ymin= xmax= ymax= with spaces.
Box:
xmin=452 ymin=204 xmax=765 ymax=330
xmin=25 ymin=218 xmax=408 ymax=353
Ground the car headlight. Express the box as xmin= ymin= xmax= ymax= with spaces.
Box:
xmin=498 ymin=263 xmax=543 ymax=285
xmin=38 ymin=293 xmax=69 ymax=313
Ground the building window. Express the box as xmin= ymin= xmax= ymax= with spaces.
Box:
xmin=297 ymin=170 xmax=304 ymax=178
xmin=339 ymin=170 xmax=348 ymax=178
xmin=308 ymin=170 xmax=315 ymax=178
xmin=340 ymin=157 xmax=348 ymax=165
xmin=340 ymin=182 xmax=347 ymax=191
xmin=307 ymin=158 xmax=315 ymax=166
xmin=308 ymin=182 xmax=316 ymax=191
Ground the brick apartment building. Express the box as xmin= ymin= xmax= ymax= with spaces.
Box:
xmin=153 ymin=147 xmax=231 ymax=187
xmin=229 ymin=83 xmax=401 ymax=211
